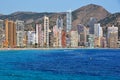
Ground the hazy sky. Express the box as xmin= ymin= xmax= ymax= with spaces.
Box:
xmin=0 ymin=0 xmax=120 ymax=14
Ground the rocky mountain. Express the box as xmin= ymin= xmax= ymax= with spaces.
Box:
xmin=0 ymin=4 xmax=111 ymax=30
xmin=0 ymin=11 xmax=55 ymax=22
xmin=72 ymin=4 xmax=110 ymax=28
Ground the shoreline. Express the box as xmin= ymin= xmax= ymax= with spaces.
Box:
xmin=0 ymin=48 xmax=120 ymax=51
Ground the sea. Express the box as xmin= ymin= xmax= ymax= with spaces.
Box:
xmin=0 ymin=49 xmax=120 ymax=80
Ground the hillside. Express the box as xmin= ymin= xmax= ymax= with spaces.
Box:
xmin=72 ymin=4 xmax=110 ymax=28
xmin=98 ymin=13 xmax=120 ymax=39
xmin=0 ymin=4 xmax=111 ymax=30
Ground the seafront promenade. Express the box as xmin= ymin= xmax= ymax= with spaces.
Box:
xmin=0 ymin=48 xmax=119 ymax=51
xmin=0 ymin=48 xmax=79 ymax=50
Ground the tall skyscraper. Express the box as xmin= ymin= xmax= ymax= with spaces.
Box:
xmin=53 ymin=25 xmax=59 ymax=47
xmin=44 ymin=16 xmax=49 ymax=48
xmin=56 ymin=16 xmax=63 ymax=47
xmin=16 ymin=20 xmax=25 ymax=47
xmin=94 ymin=23 xmax=103 ymax=47
xmin=40 ymin=31 xmax=44 ymax=47
xmin=35 ymin=24 xmax=42 ymax=47
xmin=49 ymin=29 xmax=53 ymax=48
xmin=94 ymin=23 xmax=103 ymax=37
xmin=85 ymin=27 xmax=89 ymax=47
xmin=66 ymin=10 xmax=72 ymax=47
xmin=5 ymin=19 xmax=16 ymax=48
xmin=56 ymin=16 xmax=63 ymax=29
xmin=0 ymin=19 xmax=4 ymax=48
xmin=107 ymin=25 xmax=118 ymax=48
xmin=66 ymin=10 xmax=72 ymax=32
xmin=77 ymin=24 xmax=87 ymax=47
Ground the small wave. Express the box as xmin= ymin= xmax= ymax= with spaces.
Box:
xmin=96 ymin=57 xmax=109 ymax=61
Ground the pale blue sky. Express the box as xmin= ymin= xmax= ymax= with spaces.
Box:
xmin=0 ymin=0 xmax=120 ymax=14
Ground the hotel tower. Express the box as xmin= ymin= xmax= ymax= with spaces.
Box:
xmin=44 ymin=16 xmax=49 ymax=48
xmin=5 ymin=19 xmax=16 ymax=48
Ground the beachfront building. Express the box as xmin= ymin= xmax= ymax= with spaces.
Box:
xmin=62 ymin=30 xmax=66 ymax=48
xmin=0 ymin=19 xmax=4 ymax=48
xmin=53 ymin=25 xmax=59 ymax=47
xmin=4 ymin=19 xmax=16 ymax=48
xmin=56 ymin=16 xmax=63 ymax=47
xmin=66 ymin=10 xmax=72 ymax=47
xmin=44 ymin=16 xmax=49 ymax=48
xmin=100 ymin=37 xmax=107 ymax=48
xmin=27 ymin=31 xmax=36 ymax=47
xmin=71 ymin=30 xmax=78 ymax=48
xmin=35 ymin=24 xmax=43 ymax=47
xmin=77 ymin=24 xmax=87 ymax=47
xmin=56 ymin=16 xmax=63 ymax=29
xmin=49 ymin=30 xmax=53 ymax=47
xmin=94 ymin=23 xmax=103 ymax=47
xmin=23 ymin=31 xmax=27 ymax=47
xmin=40 ymin=31 xmax=44 ymax=47
xmin=66 ymin=10 xmax=72 ymax=32
xmin=16 ymin=20 xmax=25 ymax=47
xmin=107 ymin=25 xmax=118 ymax=48
xmin=88 ymin=34 xmax=94 ymax=48
xmin=85 ymin=27 xmax=89 ymax=48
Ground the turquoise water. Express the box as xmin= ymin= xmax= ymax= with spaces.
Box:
xmin=0 ymin=49 xmax=120 ymax=80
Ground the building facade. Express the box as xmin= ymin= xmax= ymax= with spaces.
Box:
xmin=94 ymin=23 xmax=103 ymax=47
xmin=53 ymin=25 xmax=59 ymax=47
xmin=35 ymin=24 xmax=43 ymax=47
xmin=88 ymin=17 xmax=97 ymax=34
xmin=88 ymin=34 xmax=94 ymax=48
xmin=49 ymin=30 xmax=53 ymax=47
xmin=56 ymin=16 xmax=63 ymax=47
xmin=27 ymin=31 xmax=36 ymax=47
xmin=44 ymin=16 xmax=49 ymax=47
xmin=5 ymin=19 xmax=16 ymax=48
xmin=66 ymin=10 xmax=72 ymax=47
xmin=66 ymin=10 xmax=72 ymax=32
xmin=71 ymin=30 xmax=78 ymax=48
xmin=107 ymin=25 xmax=118 ymax=48
xmin=62 ymin=30 xmax=66 ymax=48
xmin=16 ymin=20 xmax=25 ymax=47
xmin=77 ymin=24 xmax=87 ymax=47
xmin=0 ymin=19 xmax=4 ymax=48
xmin=40 ymin=31 xmax=44 ymax=47
xmin=100 ymin=37 xmax=107 ymax=48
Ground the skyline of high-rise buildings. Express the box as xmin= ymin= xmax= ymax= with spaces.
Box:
xmin=0 ymin=10 xmax=119 ymax=48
